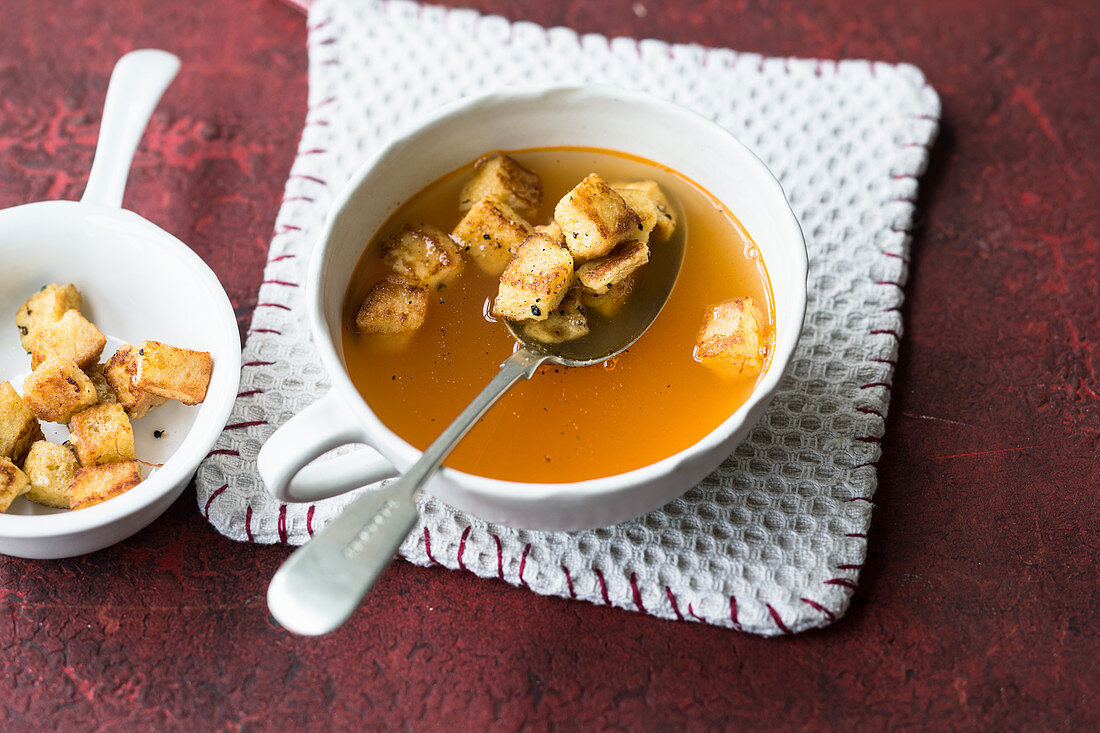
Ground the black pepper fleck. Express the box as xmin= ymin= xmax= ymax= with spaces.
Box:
xmin=530 ymin=305 xmax=541 ymax=317
xmin=18 ymin=326 xmax=28 ymax=336
xmin=154 ymin=430 xmax=165 ymax=439
xmin=482 ymin=234 xmax=491 ymax=240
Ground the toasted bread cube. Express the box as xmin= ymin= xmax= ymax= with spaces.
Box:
xmin=0 ymin=382 xmax=43 ymax=465
xmin=15 ymin=283 xmax=82 ymax=352
xmin=86 ymin=363 xmax=118 ymax=405
xmin=22 ymin=440 xmax=78 ymax=509
xmin=576 ymin=239 xmax=650 ymax=295
xmin=0 ymin=457 xmax=30 ymax=512
xmin=22 ymin=357 xmax=99 ymax=424
xmin=451 ymin=200 xmax=534 ymax=276
xmin=534 ymin=221 xmax=565 ymax=245
xmin=381 ymin=223 xmax=464 ymax=288
xmin=69 ymin=403 xmax=135 ymax=467
xmin=31 ymin=309 xmax=106 ymax=370
xmin=459 ymin=155 xmax=543 ymax=219
xmin=69 ymin=459 xmax=143 ymax=510
xmin=104 ymin=346 xmax=168 ymax=419
xmin=492 ymin=233 xmax=575 ymax=322
xmin=554 ymin=174 xmax=641 ymax=261
xmin=582 ymin=274 xmax=635 ymax=318
xmin=523 ymin=288 xmax=589 ymax=344
xmin=695 ymin=297 xmax=768 ymax=377
xmin=353 ymin=276 xmax=429 ymax=335
xmin=133 ymin=341 xmax=214 ymax=406
xmin=612 ymin=180 xmax=676 ymax=241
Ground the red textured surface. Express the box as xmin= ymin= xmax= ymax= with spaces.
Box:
xmin=1 ymin=0 xmax=1097 ymax=728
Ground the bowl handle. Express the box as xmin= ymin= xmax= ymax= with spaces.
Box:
xmin=257 ymin=389 xmax=398 ymax=503
xmin=81 ymin=49 xmax=181 ymax=208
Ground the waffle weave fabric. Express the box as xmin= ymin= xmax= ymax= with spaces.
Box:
xmin=196 ymin=0 xmax=939 ymax=635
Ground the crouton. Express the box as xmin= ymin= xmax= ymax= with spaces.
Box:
xmin=22 ymin=440 xmax=78 ymax=509
xmin=354 ymin=276 xmax=429 ymax=335
xmin=133 ymin=341 xmax=214 ymax=406
xmin=68 ymin=403 xmax=135 ymax=467
xmin=14 ymin=283 xmax=82 ymax=352
xmin=582 ymin=274 xmax=635 ymax=318
xmin=381 ymin=223 xmax=464 ymax=288
xmin=534 ymin=221 xmax=565 ymax=245
xmin=554 ymin=174 xmax=641 ymax=261
xmin=30 ymin=309 xmax=106 ymax=370
xmin=612 ymin=180 xmax=676 ymax=241
xmin=451 ymin=200 xmax=533 ymax=276
xmin=104 ymin=345 xmax=168 ymax=419
xmin=86 ymin=363 xmax=117 ymax=405
xmin=459 ymin=154 xmax=543 ymax=219
xmin=523 ymin=288 xmax=589 ymax=344
xmin=576 ymin=239 xmax=649 ymax=295
xmin=491 ymin=233 xmax=575 ymax=322
xmin=695 ymin=297 xmax=768 ymax=377
xmin=69 ymin=459 xmax=143 ymax=510
xmin=0 ymin=381 xmax=44 ymax=465
xmin=22 ymin=356 xmax=99 ymax=424
xmin=0 ymin=457 xmax=30 ymax=512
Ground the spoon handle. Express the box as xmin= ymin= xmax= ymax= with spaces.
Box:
xmin=81 ymin=50 xmax=181 ymax=208
xmin=267 ymin=347 xmax=550 ymax=636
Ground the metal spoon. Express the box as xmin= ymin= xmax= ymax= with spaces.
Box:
xmin=268 ymin=229 xmax=685 ymax=635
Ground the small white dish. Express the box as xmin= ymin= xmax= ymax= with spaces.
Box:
xmin=258 ymin=85 xmax=807 ymax=531
xmin=0 ymin=50 xmax=240 ymax=558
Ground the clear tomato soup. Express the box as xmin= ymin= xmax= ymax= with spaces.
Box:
xmin=341 ymin=147 xmax=774 ymax=483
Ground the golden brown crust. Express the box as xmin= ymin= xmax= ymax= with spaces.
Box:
xmin=459 ymin=154 xmax=543 ymax=218
xmin=554 ymin=174 xmax=641 ymax=261
xmin=69 ymin=459 xmax=143 ymax=510
xmin=354 ymin=276 xmax=429 ymax=335
xmin=15 ymin=283 xmax=81 ymax=352
xmin=381 ymin=223 xmax=464 ymax=289
xmin=611 ymin=180 xmax=676 ymax=241
xmin=451 ymin=200 xmax=533 ymax=276
xmin=581 ymin=274 xmax=635 ymax=318
xmin=21 ymin=356 xmax=99 ymax=424
xmin=133 ymin=341 xmax=214 ymax=406
xmin=104 ymin=346 xmax=169 ymax=419
xmin=522 ymin=287 xmax=589 ymax=344
xmin=68 ymin=403 xmax=136 ymax=467
xmin=492 ymin=233 xmax=575 ymax=321
xmin=695 ymin=297 xmax=768 ymax=377
xmin=30 ymin=309 xmax=105 ymax=370
xmin=0 ymin=456 xmax=30 ymax=512
xmin=576 ymin=239 xmax=650 ymax=295
xmin=22 ymin=440 xmax=77 ymax=509
xmin=0 ymin=381 xmax=43 ymax=466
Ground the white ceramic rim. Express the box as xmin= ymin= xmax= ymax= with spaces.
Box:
xmin=309 ymin=84 xmax=808 ymax=505
xmin=0 ymin=202 xmax=241 ymax=539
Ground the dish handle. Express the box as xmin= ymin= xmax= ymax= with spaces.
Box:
xmin=257 ymin=389 xmax=398 ymax=503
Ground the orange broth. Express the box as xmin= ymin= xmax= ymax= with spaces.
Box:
xmin=341 ymin=147 xmax=774 ymax=483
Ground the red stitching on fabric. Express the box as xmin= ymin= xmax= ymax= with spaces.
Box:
xmin=309 ymin=37 xmax=337 ymax=47
xmin=280 ymin=196 xmax=315 ymax=205
xmin=493 ymin=535 xmax=504 ymax=579
xmin=245 ymin=506 xmax=254 ymax=542
xmin=306 ymin=17 xmax=331 ymax=32
xmin=237 ymin=389 xmax=263 ymax=398
xmin=262 ymin=280 xmax=299 ymax=287
xmin=269 ymin=254 xmax=297 ymax=262
xmin=856 ymin=436 xmax=882 ymax=444
xmin=277 ymin=504 xmax=288 ymax=544
xmin=860 ymin=382 xmax=892 ymax=390
xmin=882 ymin=251 xmax=909 ymax=262
xmin=595 ymin=569 xmax=611 ymax=605
xmin=306 ymin=505 xmax=316 ymax=537
xmin=665 ymin=587 xmax=684 ymax=621
xmin=562 ymin=565 xmax=576 ymax=599
xmin=203 ymin=484 xmax=228 ymax=518
xmin=890 ymin=173 xmax=917 ymax=180
xmin=257 ymin=302 xmax=292 ymax=311
xmin=870 ymin=329 xmax=901 ymax=339
xmin=766 ymin=604 xmax=792 ymax=633
xmin=837 ymin=564 xmax=863 ymax=570
xmin=298 ymin=148 xmax=327 ymax=156
xmin=825 ymin=578 xmax=858 ymax=590
xmin=729 ymin=596 xmax=743 ymax=631
xmin=813 ymin=59 xmax=823 ymax=76
xmin=870 ymin=358 xmax=897 ymax=366
xmin=688 ymin=603 xmax=704 ymax=621
xmin=320 ymin=59 xmax=341 ymax=67
xmin=801 ymin=598 xmax=836 ymax=622
xmin=845 ymin=497 xmax=874 ymax=503
xmin=876 ymin=280 xmax=904 ymax=288
xmin=249 ymin=328 xmax=282 ymax=335
xmin=629 ymin=573 xmax=647 ymax=614
xmin=224 ymin=420 xmax=266 ymax=431
xmin=847 ymin=532 xmax=868 ymax=538
xmin=889 ymin=226 xmax=912 ymax=234
xmin=276 ymin=224 xmax=302 ymax=234
xmin=289 ymin=174 xmax=327 ymax=187
xmin=457 ymin=525 xmax=471 ymax=570
xmin=311 ymin=95 xmax=337 ymax=110
xmin=423 ymin=527 xmax=437 ymax=565
xmin=518 ymin=544 xmax=531 ymax=588
xmin=856 ymin=407 xmax=883 ymax=417
xmin=206 ymin=449 xmax=239 ymax=458
xmin=243 ymin=360 xmax=275 ymax=367
xmin=303 ymin=119 xmax=330 ymax=128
